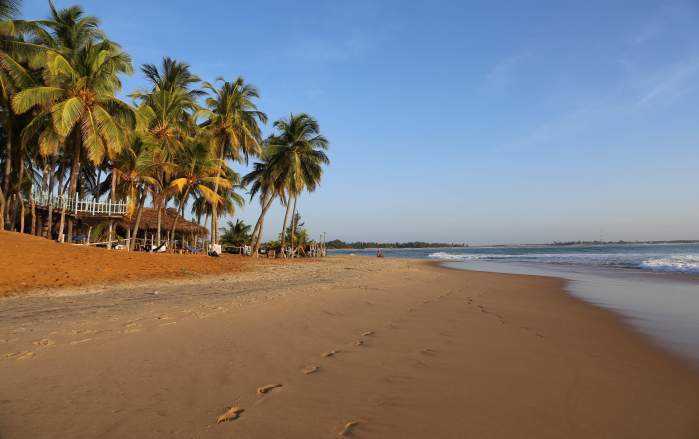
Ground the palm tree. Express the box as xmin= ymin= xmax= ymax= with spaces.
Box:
xmin=110 ymin=134 xmax=159 ymax=250
xmin=202 ymin=77 xmax=266 ymax=245
xmin=131 ymin=57 xmax=201 ymax=245
xmin=220 ymin=218 xmax=251 ymax=247
xmin=168 ymin=137 xmax=230 ymax=248
xmin=0 ymin=0 xmax=45 ymax=230
xmin=12 ymin=3 xmax=133 ymax=241
xmin=242 ymin=149 xmax=284 ymax=255
xmin=266 ymin=113 xmax=329 ymax=256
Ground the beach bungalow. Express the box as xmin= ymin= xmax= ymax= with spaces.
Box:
xmin=115 ymin=207 xmax=209 ymax=251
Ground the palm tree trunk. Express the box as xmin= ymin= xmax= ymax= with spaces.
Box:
xmin=56 ymin=164 xmax=66 ymax=241
xmin=0 ymin=187 xmax=5 ymax=230
xmin=46 ymin=156 xmax=56 ymax=238
xmin=170 ymin=187 xmax=191 ymax=250
xmin=279 ymin=194 xmax=292 ymax=257
xmin=290 ymin=195 xmax=298 ymax=258
xmin=156 ymin=169 xmax=164 ymax=245
xmin=64 ymin=130 xmax=81 ymax=243
xmin=2 ymin=116 xmax=12 ymax=228
xmin=252 ymin=194 xmax=275 ymax=255
xmin=249 ymin=193 xmax=269 ymax=247
xmin=156 ymin=200 xmax=162 ymax=246
xmin=107 ymin=170 xmax=116 ymax=249
xmin=130 ymin=191 xmax=145 ymax=251
xmin=16 ymin=158 xmax=25 ymax=233
xmin=210 ymin=145 xmax=225 ymax=245
xmin=30 ymin=192 xmax=36 ymax=235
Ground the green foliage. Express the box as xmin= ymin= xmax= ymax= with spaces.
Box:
xmin=0 ymin=2 xmax=330 ymax=244
xmin=284 ymin=212 xmax=308 ymax=244
xmin=220 ymin=219 xmax=251 ymax=247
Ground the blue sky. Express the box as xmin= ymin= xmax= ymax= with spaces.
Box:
xmin=23 ymin=0 xmax=699 ymax=244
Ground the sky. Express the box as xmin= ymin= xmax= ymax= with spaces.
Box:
xmin=22 ymin=0 xmax=699 ymax=244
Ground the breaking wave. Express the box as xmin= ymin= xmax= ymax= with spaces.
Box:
xmin=428 ymin=251 xmax=699 ymax=274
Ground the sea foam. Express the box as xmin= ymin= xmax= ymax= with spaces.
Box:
xmin=640 ymin=255 xmax=699 ymax=273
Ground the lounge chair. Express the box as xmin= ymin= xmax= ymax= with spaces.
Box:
xmin=184 ymin=244 xmax=202 ymax=254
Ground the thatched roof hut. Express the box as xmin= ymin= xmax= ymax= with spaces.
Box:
xmin=117 ymin=208 xmax=209 ymax=237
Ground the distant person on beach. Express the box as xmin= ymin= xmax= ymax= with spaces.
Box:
xmin=377 ymin=249 xmax=384 ymax=258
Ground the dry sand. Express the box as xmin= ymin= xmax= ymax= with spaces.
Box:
xmin=0 ymin=231 xmax=298 ymax=297
xmin=1 ymin=250 xmax=698 ymax=437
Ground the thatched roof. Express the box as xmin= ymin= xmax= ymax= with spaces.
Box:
xmin=118 ymin=208 xmax=209 ymax=236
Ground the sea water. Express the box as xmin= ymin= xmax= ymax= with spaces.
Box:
xmin=330 ymin=244 xmax=699 ymax=364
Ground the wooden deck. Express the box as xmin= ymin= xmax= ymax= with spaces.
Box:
xmin=32 ymin=190 xmax=127 ymax=219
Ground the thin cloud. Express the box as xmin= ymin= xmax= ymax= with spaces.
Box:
xmin=484 ymin=50 xmax=532 ymax=91
xmin=636 ymin=57 xmax=699 ymax=106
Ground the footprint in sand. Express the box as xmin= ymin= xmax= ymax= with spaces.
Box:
xmin=355 ymin=340 xmax=365 ymax=347
xmin=302 ymin=365 xmax=320 ymax=375
xmin=4 ymin=351 xmax=35 ymax=360
xmin=338 ymin=420 xmax=360 ymax=437
xmin=257 ymin=384 xmax=283 ymax=394
xmin=32 ymin=339 xmax=55 ymax=347
xmin=216 ymin=405 xmax=244 ymax=424
xmin=420 ymin=348 xmax=435 ymax=356
xmin=362 ymin=331 xmax=375 ymax=337
xmin=70 ymin=338 xmax=92 ymax=345
xmin=322 ymin=350 xmax=340 ymax=358
xmin=123 ymin=322 xmax=141 ymax=334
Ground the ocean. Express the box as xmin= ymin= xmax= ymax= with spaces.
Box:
xmin=331 ymin=243 xmax=699 ymax=274
xmin=330 ymin=244 xmax=699 ymax=364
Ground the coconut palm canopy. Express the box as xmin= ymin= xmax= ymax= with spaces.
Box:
xmin=0 ymin=1 xmax=329 ymax=254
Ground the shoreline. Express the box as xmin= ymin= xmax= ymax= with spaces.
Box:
xmin=2 ymin=257 xmax=698 ymax=438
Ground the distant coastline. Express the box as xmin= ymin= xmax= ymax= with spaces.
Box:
xmin=549 ymin=240 xmax=699 ymax=246
xmin=325 ymin=240 xmax=467 ymax=249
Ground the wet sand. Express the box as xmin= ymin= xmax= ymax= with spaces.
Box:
xmin=1 ymin=256 xmax=698 ymax=438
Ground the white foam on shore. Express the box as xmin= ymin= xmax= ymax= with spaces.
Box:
xmin=429 ymin=251 xmax=699 ymax=274
xmin=428 ymin=252 xmax=480 ymax=261
xmin=640 ymin=255 xmax=699 ymax=273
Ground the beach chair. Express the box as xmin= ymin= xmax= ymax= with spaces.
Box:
xmin=149 ymin=242 xmax=167 ymax=253
xmin=184 ymin=244 xmax=202 ymax=254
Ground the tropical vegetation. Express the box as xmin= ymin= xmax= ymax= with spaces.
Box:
xmin=0 ymin=1 xmax=330 ymax=257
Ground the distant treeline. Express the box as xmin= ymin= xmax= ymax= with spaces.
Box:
xmin=325 ymin=240 xmax=467 ymax=249
xmin=551 ymin=240 xmax=699 ymax=246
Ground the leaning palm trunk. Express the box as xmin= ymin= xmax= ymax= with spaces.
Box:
xmin=252 ymin=195 xmax=275 ymax=255
xmin=279 ymin=196 xmax=292 ymax=257
xmin=249 ymin=193 xmax=270 ymax=249
xmin=290 ymin=195 xmax=298 ymax=258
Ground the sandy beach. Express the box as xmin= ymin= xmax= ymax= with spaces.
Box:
xmin=1 ymin=254 xmax=698 ymax=438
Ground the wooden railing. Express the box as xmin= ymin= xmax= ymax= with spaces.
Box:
xmin=32 ymin=190 xmax=128 ymax=216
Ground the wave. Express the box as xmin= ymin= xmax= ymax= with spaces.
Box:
xmin=428 ymin=252 xmax=481 ymax=261
xmin=640 ymin=255 xmax=699 ymax=273
xmin=428 ymin=251 xmax=699 ymax=274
